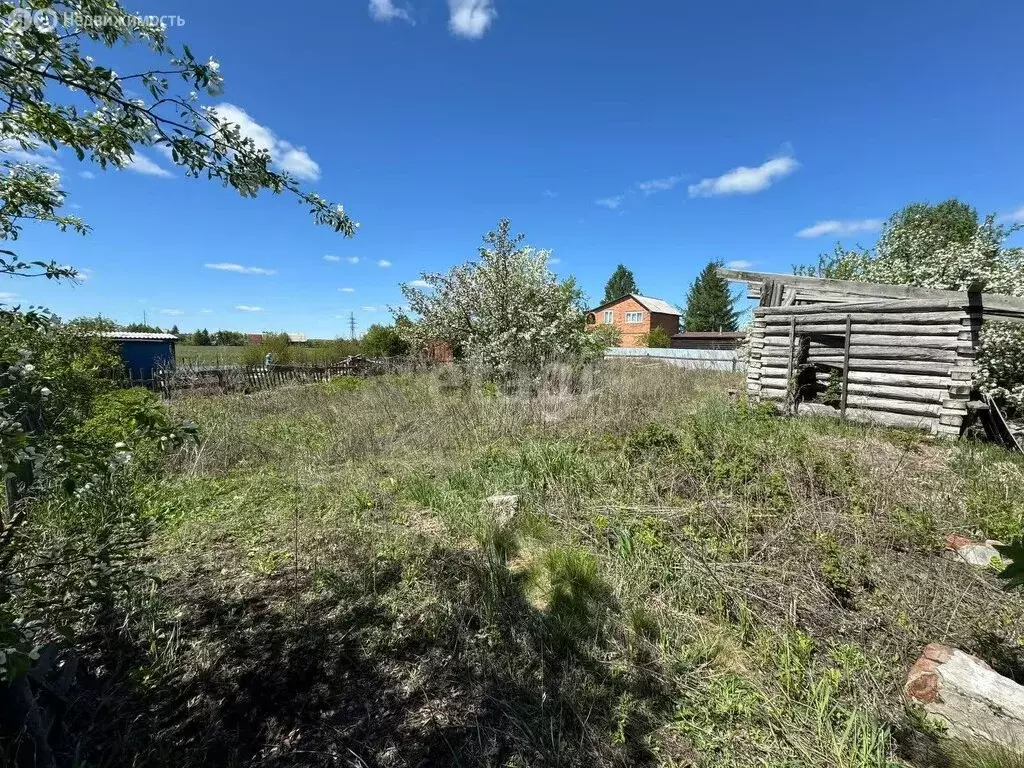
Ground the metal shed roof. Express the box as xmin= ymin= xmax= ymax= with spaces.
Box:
xmin=97 ymin=331 xmax=179 ymax=341
xmin=589 ymin=294 xmax=682 ymax=316
xmin=632 ymin=295 xmax=682 ymax=316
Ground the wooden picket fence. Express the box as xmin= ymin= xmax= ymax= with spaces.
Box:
xmin=122 ymin=356 xmax=430 ymax=396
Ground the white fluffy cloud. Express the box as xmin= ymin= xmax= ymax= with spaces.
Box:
xmin=0 ymin=139 xmax=60 ymax=168
xmin=548 ymin=258 xmax=561 ymax=265
xmin=211 ymin=103 xmax=321 ymax=182
xmin=346 ymin=256 xmax=360 ymax=264
xmin=323 ymin=254 xmax=341 ymax=262
xmin=1003 ymin=206 xmax=1024 ymax=223
xmin=795 ymin=219 xmax=883 ymax=238
xmin=339 ymin=287 xmax=356 ymax=293
xmin=235 ymin=305 xmax=263 ymax=312
xmin=636 ymin=174 xmax=684 ymax=195
xmin=0 ymin=292 xmax=19 ymax=300
xmin=80 ymin=170 xmax=96 ymax=180
xmin=596 ymin=195 xmax=624 ymax=210
xmin=725 ymin=259 xmax=754 ymax=270
xmin=408 ymin=279 xmax=430 ymax=288
xmin=362 ymin=305 xmax=378 ymax=312
xmin=369 ymin=0 xmax=413 ymax=23
xmin=159 ymin=308 xmax=184 ymax=316
xmin=205 ymin=262 xmax=277 ymax=275
xmin=377 ymin=259 xmax=392 ymax=268
xmin=127 ymin=153 xmax=172 ymax=178
xmin=448 ymin=0 xmax=496 ymax=38
xmin=688 ymin=155 xmax=798 ymax=198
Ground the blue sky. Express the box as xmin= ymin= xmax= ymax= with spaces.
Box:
xmin=13 ymin=0 xmax=1024 ymax=336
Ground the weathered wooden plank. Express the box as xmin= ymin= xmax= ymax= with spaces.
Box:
xmin=762 ymin=381 xmax=947 ymax=404
xmin=794 ymin=401 xmax=936 ymax=430
xmin=759 ymin=357 xmax=956 ymax=376
xmin=760 ymin=369 xmax=951 ymax=388
xmin=721 ymin=268 xmax=1024 ymax=321
xmin=761 ymin=310 xmax=967 ymax=325
xmin=763 ymin=323 xmax=962 ymax=337
xmin=761 ymin=345 xmax=956 ymax=361
xmin=760 ymin=335 xmax=965 ymax=351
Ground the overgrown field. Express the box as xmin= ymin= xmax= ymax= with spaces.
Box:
xmin=50 ymin=364 xmax=1024 ymax=766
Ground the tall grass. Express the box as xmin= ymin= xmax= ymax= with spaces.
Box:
xmin=67 ymin=359 xmax=1024 ymax=767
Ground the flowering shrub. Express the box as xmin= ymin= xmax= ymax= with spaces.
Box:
xmin=401 ymin=219 xmax=601 ymax=375
xmin=799 ymin=202 xmax=1024 ymax=412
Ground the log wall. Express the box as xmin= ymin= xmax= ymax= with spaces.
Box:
xmin=747 ymin=300 xmax=982 ymax=436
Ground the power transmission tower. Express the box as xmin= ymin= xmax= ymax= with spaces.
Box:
xmin=349 ymin=312 xmax=356 ymax=341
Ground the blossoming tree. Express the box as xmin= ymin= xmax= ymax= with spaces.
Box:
xmin=400 ymin=219 xmax=597 ymax=374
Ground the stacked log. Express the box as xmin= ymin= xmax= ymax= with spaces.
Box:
xmin=747 ymin=299 xmax=980 ymax=435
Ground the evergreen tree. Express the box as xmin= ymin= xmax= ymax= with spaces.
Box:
xmin=683 ymin=262 xmax=739 ymax=332
xmin=170 ymin=324 xmax=181 ymax=336
xmin=603 ymin=264 xmax=639 ymax=303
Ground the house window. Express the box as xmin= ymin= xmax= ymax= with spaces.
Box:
xmin=625 ymin=311 xmax=643 ymax=323
xmin=603 ymin=310 xmax=614 ymax=324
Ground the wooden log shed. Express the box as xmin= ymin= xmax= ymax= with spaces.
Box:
xmin=718 ymin=268 xmax=1024 ymax=439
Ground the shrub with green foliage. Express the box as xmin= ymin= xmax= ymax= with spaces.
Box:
xmin=638 ymin=327 xmax=671 ymax=348
xmin=362 ymin=324 xmax=409 ymax=358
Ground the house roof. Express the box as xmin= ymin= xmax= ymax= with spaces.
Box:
xmin=589 ymin=294 xmax=682 ymax=316
xmin=97 ymin=331 xmax=178 ymax=342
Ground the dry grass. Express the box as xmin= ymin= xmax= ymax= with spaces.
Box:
xmin=48 ymin=361 xmax=1024 ymax=767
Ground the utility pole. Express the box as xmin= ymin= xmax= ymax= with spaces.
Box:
xmin=142 ymin=309 xmax=148 ymax=327
xmin=349 ymin=312 xmax=356 ymax=341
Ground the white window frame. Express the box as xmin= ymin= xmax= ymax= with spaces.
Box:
xmin=603 ymin=310 xmax=614 ymax=324
xmin=625 ymin=311 xmax=644 ymax=324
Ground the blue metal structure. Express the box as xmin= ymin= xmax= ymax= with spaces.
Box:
xmin=100 ymin=332 xmax=177 ymax=381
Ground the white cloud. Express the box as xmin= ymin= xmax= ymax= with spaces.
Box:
xmin=408 ymin=279 xmax=430 ymax=288
xmin=377 ymin=259 xmax=392 ymax=268
xmin=725 ymin=259 xmax=755 ymax=270
xmin=596 ymin=195 xmax=624 ymax=210
xmin=339 ymin=287 xmax=356 ymax=293
xmin=199 ymin=308 xmax=213 ymax=313
xmin=543 ymin=189 xmax=557 ymax=198
xmin=323 ymin=254 xmax=341 ymax=262
xmin=159 ymin=308 xmax=184 ymax=316
xmin=688 ymin=155 xmax=799 ymax=198
xmin=127 ymin=153 xmax=172 ymax=178
xmin=448 ymin=0 xmax=496 ymax=38
xmin=1002 ymin=206 xmax=1024 ymax=223
xmin=346 ymin=256 xmax=360 ymax=264
xmin=369 ymin=0 xmax=413 ymax=23
xmin=211 ymin=103 xmax=321 ymax=182
xmin=204 ymin=262 xmax=277 ymax=275
xmin=0 ymin=139 xmax=60 ymax=168
xmin=235 ymin=305 xmax=263 ymax=312
xmin=636 ymin=174 xmax=684 ymax=195
xmin=795 ymin=219 xmax=883 ymax=238
xmin=362 ymin=305 xmax=378 ymax=312
xmin=0 ymin=292 xmax=19 ymax=300
xmin=80 ymin=170 xmax=96 ymax=180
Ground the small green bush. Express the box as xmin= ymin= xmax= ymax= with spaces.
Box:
xmin=639 ymin=327 xmax=671 ymax=348
xmin=624 ymin=422 xmax=680 ymax=463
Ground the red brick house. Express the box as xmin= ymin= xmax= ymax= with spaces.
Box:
xmin=586 ymin=294 xmax=682 ymax=347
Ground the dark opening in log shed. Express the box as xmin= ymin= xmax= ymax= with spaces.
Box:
xmin=719 ymin=268 xmax=1024 ymax=443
